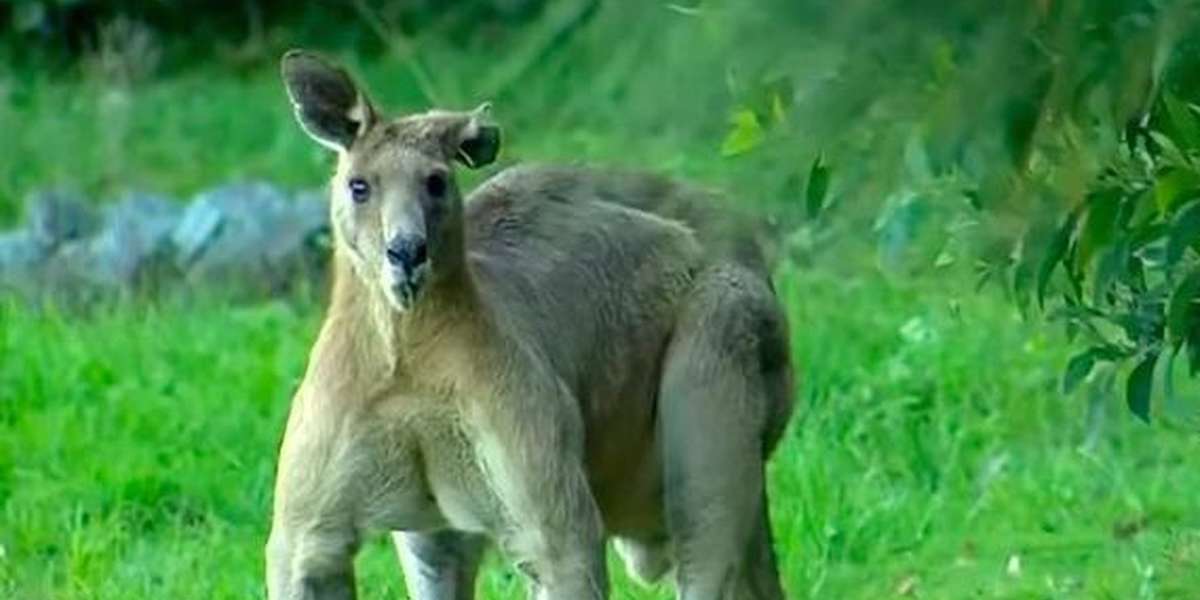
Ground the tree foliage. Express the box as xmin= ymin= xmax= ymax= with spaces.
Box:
xmin=1019 ymin=92 xmax=1200 ymax=421
xmin=717 ymin=0 xmax=1200 ymax=420
xmin=990 ymin=2 xmax=1200 ymax=422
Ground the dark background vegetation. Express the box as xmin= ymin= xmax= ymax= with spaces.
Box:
xmin=1 ymin=1 xmax=1199 ymax=598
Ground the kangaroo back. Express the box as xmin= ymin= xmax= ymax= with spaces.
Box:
xmin=470 ymin=165 xmax=778 ymax=278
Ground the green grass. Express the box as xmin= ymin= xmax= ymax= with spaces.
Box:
xmin=2 ymin=2 xmax=1200 ymax=597
xmin=1 ymin=261 xmax=1198 ymax=599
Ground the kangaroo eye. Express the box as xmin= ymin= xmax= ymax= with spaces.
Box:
xmin=425 ymin=172 xmax=447 ymax=198
xmin=348 ymin=177 xmax=370 ymax=204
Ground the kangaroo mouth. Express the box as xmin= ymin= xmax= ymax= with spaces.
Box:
xmin=384 ymin=262 xmax=430 ymax=312
xmin=387 ymin=281 xmax=419 ymax=311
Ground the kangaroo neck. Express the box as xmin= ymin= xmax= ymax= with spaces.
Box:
xmin=329 ymin=244 xmax=488 ymax=381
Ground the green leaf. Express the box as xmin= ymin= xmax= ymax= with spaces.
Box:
xmin=1150 ymin=130 xmax=1190 ymax=168
xmin=1114 ymin=188 xmax=1139 ymax=230
xmin=964 ymin=189 xmax=983 ymax=211
xmin=806 ymin=154 xmax=830 ymax=218
xmin=1163 ymin=92 xmax=1200 ymax=152
xmin=1153 ymin=168 xmax=1200 ymax=216
xmin=1167 ymin=199 xmax=1200 ymax=267
xmin=1063 ymin=350 xmax=1097 ymax=394
xmin=1167 ymin=266 xmax=1200 ymax=345
xmin=1065 ymin=264 xmax=1084 ymax=305
xmin=1092 ymin=239 xmax=1129 ymax=306
xmin=1003 ymin=83 xmax=1045 ymax=168
xmin=744 ymin=76 xmax=794 ymax=128
xmin=1128 ymin=188 xmax=1159 ymax=230
xmin=1075 ymin=190 xmax=1121 ymax=270
xmin=1064 ymin=345 xmax=1128 ymax=394
xmin=1126 ymin=351 xmax=1157 ymax=423
xmin=770 ymin=93 xmax=788 ymax=126
xmin=1011 ymin=255 xmax=1034 ymax=318
xmin=1130 ymin=222 xmax=1170 ymax=251
xmin=1163 ymin=344 xmax=1177 ymax=408
xmin=721 ymin=108 xmax=764 ymax=157
xmin=1037 ymin=212 xmax=1077 ymax=309
xmin=934 ymin=249 xmax=955 ymax=268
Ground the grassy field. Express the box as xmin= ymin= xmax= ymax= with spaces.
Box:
xmin=3 ymin=2 xmax=1200 ymax=598
xmin=3 ymin=260 xmax=1200 ymax=599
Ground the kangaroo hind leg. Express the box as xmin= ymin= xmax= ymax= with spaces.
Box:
xmin=659 ymin=268 xmax=791 ymax=600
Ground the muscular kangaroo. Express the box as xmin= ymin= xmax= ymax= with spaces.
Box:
xmin=266 ymin=49 xmax=795 ymax=600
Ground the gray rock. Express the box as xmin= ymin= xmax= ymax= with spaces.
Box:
xmin=0 ymin=182 xmax=330 ymax=305
xmin=24 ymin=187 xmax=99 ymax=250
xmin=40 ymin=240 xmax=116 ymax=304
xmin=34 ymin=192 xmax=180 ymax=303
xmin=273 ymin=188 xmax=330 ymax=268
xmin=171 ymin=182 xmax=330 ymax=293
xmin=171 ymin=196 xmax=224 ymax=269
xmin=291 ymin=188 xmax=329 ymax=233
xmin=93 ymin=192 xmax=181 ymax=286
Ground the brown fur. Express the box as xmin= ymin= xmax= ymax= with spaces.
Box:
xmin=267 ymin=50 xmax=795 ymax=600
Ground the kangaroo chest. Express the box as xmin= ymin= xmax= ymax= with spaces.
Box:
xmin=360 ymin=398 xmax=505 ymax=535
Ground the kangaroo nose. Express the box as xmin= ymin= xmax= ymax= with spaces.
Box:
xmin=386 ymin=235 xmax=428 ymax=272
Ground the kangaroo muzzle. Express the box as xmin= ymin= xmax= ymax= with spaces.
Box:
xmin=384 ymin=234 xmax=430 ymax=310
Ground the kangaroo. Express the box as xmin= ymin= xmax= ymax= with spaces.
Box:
xmin=267 ymin=50 xmax=795 ymax=600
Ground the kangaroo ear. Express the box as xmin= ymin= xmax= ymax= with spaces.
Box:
xmin=455 ymin=103 xmax=501 ymax=169
xmin=281 ymin=50 xmax=375 ymax=152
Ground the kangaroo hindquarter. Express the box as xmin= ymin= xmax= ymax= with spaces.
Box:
xmin=657 ymin=263 xmax=793 ymax=600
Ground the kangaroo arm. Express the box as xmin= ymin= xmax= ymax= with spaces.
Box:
xmin=464 ymin=351 xmax=608 ymax=599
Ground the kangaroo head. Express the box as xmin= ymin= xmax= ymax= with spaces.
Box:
xmin=281 ymin=50 xmax=500 ymax=311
